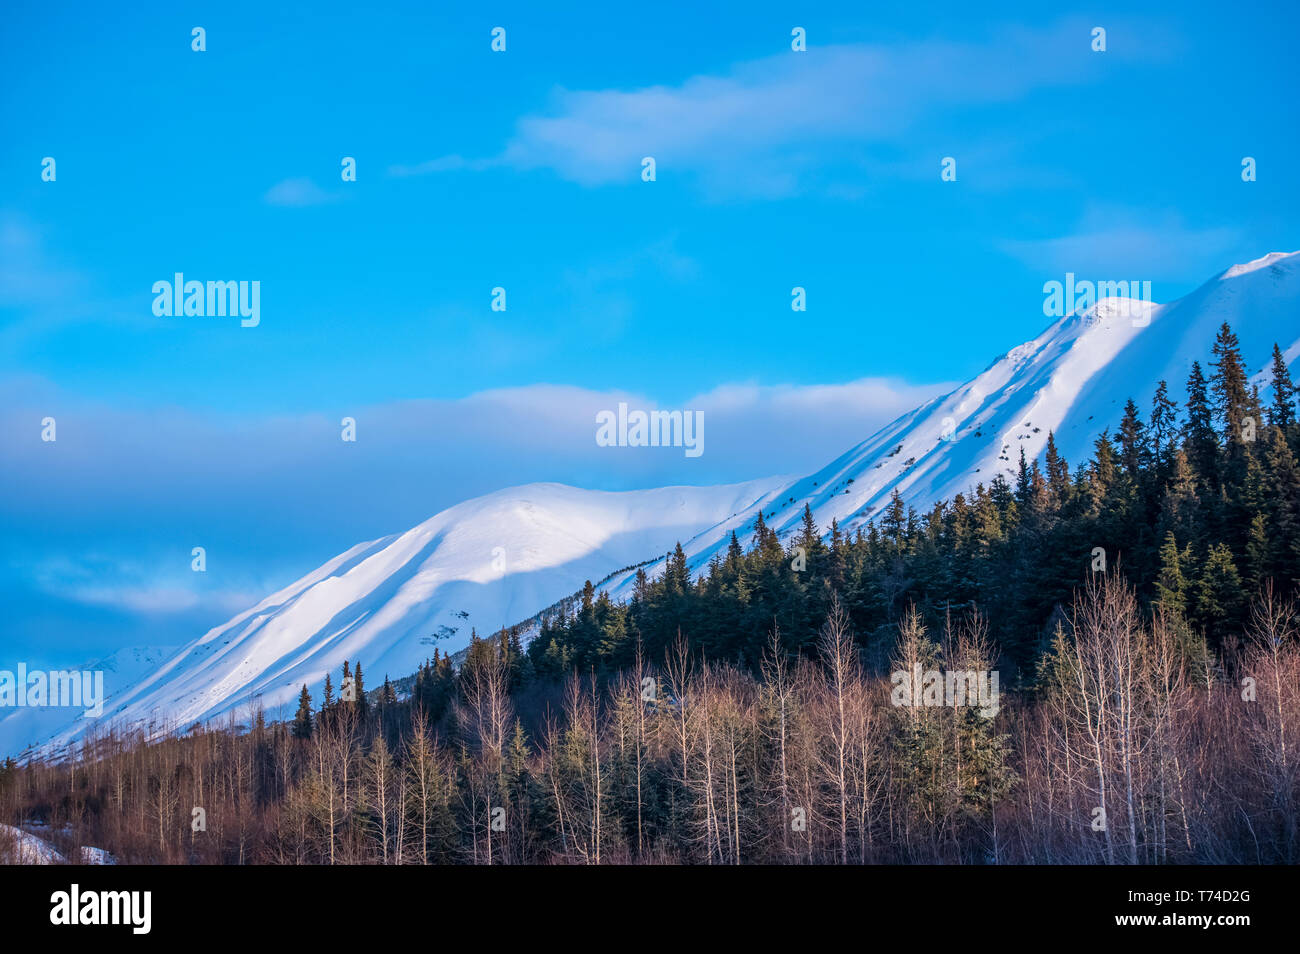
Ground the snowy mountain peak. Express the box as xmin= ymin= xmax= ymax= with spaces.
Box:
xmin=1219 ymin=250 xmax=1299 ymax=280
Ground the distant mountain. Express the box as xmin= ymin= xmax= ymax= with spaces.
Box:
xmin=7 ymin=481 xmax=781 ymax=757
xmin=8 ymin=251 xmax=1297 ymax=757
xmin=0 ymin=646 xmax=173 ymax=759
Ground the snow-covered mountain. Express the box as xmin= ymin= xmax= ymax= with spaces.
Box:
xmin=6 ymin=251 xmax=1298 ymax=758
xmin=597 ymin=250 xmax=1300 ymax=595
xmin=5 ymin=481 xmax=782 ymax=756
xmin=0 ymin=646 xmax=174 ymax=759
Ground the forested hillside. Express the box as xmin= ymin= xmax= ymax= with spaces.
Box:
xmin=2 ymin=323 xmax=1296 ymax=865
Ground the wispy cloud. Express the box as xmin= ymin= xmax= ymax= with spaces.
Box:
xmin=0 ymin=216 xmax=86 ymax=309
xmin=394 ymin=19 xmax=1168 ymax=197
xmin=388 ymin=155 xmax=498 ymax=177
xmin=999 ymin=205 xmax=1244 ymax=279
xmin=26 ymin=553 xmax=262 ymax=617
xmin=62 ymin=583 xmax=259 ymax=616
xmin=263 ymin=177 xmax=340 ymax=207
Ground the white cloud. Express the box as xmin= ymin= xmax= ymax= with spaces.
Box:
xmin=396 ymin=19 xmax=1164 ymax=196
xmin=999 ymin=205 xmax=1244 ymax=279
xmin=1 ymin=372 xmax=950 ymax=542
xmin=263 ymin=177 xmax=338 ymax=207
xmin=62 ymin=585 xmax=258 ymax=615
xmin=25 ymin=552 xmax=262 ymax=618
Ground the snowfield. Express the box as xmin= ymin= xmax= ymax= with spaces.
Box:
xmin=7 ymin=480 xmax=783 ymax=757
xmin=4 ymin=250 xmax=1297 ymax=758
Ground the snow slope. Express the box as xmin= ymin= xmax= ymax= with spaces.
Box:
xmin=0 ymin=646 xmax=174 ymax=760
xmin=596 ymin=251 xmax=1300 ymax=596
xmin=11 ymin=480 xmax=781 ymax=756
xmin=6 ymin=250 xmax=1297 ymax=757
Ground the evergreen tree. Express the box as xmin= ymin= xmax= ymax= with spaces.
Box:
xmin=1118 ymin=399 xmax=1148 ymax=479
xmin=1194 ymin=542 xmax=1245 ymax=646
xmin=1150 ymin=379 xmax=1179 ymax=468
xmin=1264 ymin=427 xmax=1300 ymax=586
xmin=1185 ymin=361 xmax=1218 ymax=482
xmin=1044 ymin=431 xmax=1070 ymax=504
xmin=724 ymin=530 xmax=744 ymax=577
xmin=292 ymin=685 xmax=313 ymax=739
xmin=794 ymin=503 xmax=827 ymax=574
xmin=1244 ymin=513 xmax=1270 ymax=591
xmin=1088 ymin=431 xmax=1118 ymax=500
xmin=1015 ymin=448 xmax=1033 ymax=505
xmin=1267 ymin=343 xmax=1296 ymax=430
xmin=1210 ymin=323 xmax=1250 ymax=445
xmin=666 ymin=546 xmax=692 ymax=594
xmin=1153 ymin=531 xmax=1190 ymax=618
xmin=882 ymin=490 xmax=908 ymax=550
xmin=354 ymin=660 xmax=367 ymax=715
xmin=1158 ymin=449 xmax=1201 ymax=548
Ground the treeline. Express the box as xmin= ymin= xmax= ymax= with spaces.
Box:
xmin=0 ymin=322 xmax=1296 ymax=865
xmin=530 ymin=324 xmax=1300 ymax=679
xmin=0 ymin=574 xmax=1295 ymax=864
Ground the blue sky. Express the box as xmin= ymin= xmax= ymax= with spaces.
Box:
xmin=2 ymin=0 xmax=1297 ymax=665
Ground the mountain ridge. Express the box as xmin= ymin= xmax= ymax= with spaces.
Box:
xmin=6 ymin=250 xmax=1297 ymax=758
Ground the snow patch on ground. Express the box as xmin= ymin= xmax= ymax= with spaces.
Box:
xmin=0 ymin=823 xmax=116 ymax=865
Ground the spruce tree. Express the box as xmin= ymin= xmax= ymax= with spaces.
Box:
xmin=1015 ymin=448 xmax=1032 ymax=505
xmin=1185 ymin=361 xmax=1218 ymax=481
xmin=794 ymin=503 xmax=827 ymax=573
xmin=1264 ymin=427 xmax=1300 ymax=586
xmin=1194 ymin=542 xmax=1245 ymax=646
xmin=1089 ymin=431 xmax=1118 ymax=500
xmin=292 ymin=685 xmax=313 ymax=739
xmin=1244 ymin=513 xmax=1270 ymax=591
xmin=1150 ymin=379 xmax=1179 ymax=468
xmin=751 ymin=508 xmax=769 ymax=549
xmin=797 ymin=503 xmax=820 ymax=550
xmin=1044 ymin=431 xmax=1070 ymax=504
xmin=1118 ymin=399 xmax=1148 ymax=479
xmin=665 ymin=545 xmax=691 ymax=593
xmin=1267 ymin=343 xmax=1296 ymax=430
xmin=724 ymin=530 xmax=743 ymax=576
xmin=354 ymin=660 xmax=367 ymax=715
xmin=1154 ymin=531 xmax=1189 ymax=618
xmin=882 ymin=490 xmax=907 ymax=551
xmin=1210 ymin=322 xmax=1250 ymax=445
xmin=828 ymin=518 xmax=847 ymax=588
